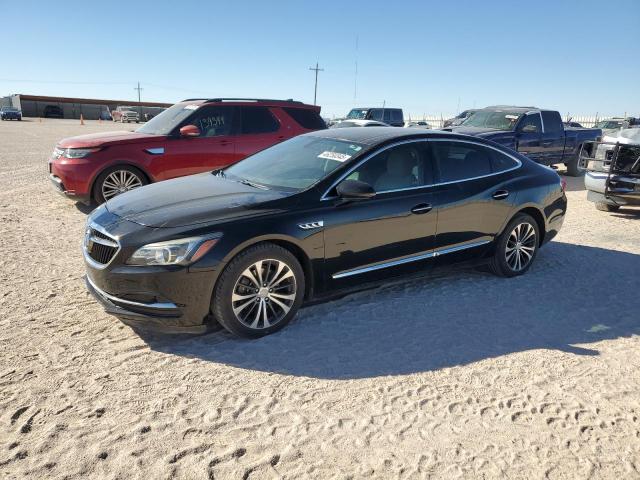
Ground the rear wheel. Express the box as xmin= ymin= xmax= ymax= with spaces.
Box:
xmin=565 ymin=147 xmax=585 ymax=177
xmin=212 ymin=243 xmax=305 ymax=338
xmin=595 ymin=202 xmax=620 ymax=212
xmin=489 ymin=214 xmax=539 ymax=277
xmin=93 ymin=165 xmax=147 ymax=204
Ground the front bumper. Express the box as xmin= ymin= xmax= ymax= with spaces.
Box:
xmin=585 ymin=171 xmax=640 ymax=206
xmin=49 ymin=173 xmax=90 ymax=203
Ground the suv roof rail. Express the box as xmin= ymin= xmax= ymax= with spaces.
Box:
xmin=181 ymin=97 xmax=304 ymax=104
xmin=485 ymin=105 xmax=538 ymax=109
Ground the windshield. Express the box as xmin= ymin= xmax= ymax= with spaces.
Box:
xmin=224 ymin=136 xmax=365 ymax=191
xmin=346 ymin=109 xmax=367 ymax=119
xmin=136 ymin=102 xmax=200 ymax=135
xmin=596 ymin=120 xmax=624 ymax=129
xmin=462 ymin=110 xmax=523 ymax=130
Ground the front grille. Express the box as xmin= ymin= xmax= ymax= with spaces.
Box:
xmin=84 ymin=227 xmax=119 ymax=266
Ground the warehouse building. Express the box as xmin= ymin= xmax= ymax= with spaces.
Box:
xmin=0 ymin=94 xmax=172 ymax=120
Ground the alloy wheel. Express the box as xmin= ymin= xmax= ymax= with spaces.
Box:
xmin=101 ymin=170 xmax=143 ymax=200
xmin=505 ymin=222 xmax=536 ymax=272
xmin=231 ymin=259 xmax=297 ymax=330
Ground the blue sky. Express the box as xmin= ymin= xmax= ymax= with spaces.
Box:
xmin=3 ymin=0 xmax=639 ymax=118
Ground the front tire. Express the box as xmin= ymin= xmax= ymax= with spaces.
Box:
xmin=565 ymin=148 xmax=585 ymax=177
xmin=212 ymin=243 xmax=305 ymax=338
xmin=595 ymin=202 xmax=619 ymax=212
xmin=489 ymin=214 xmax=540 ymax=277
xmin=93 ymin=165 xmax=147 ymax=204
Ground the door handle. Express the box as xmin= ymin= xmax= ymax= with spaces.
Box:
xmin=492 ymin=190 xmax=509 ymax=200
xmin=411 ymin=203 xmax=433 ymax=214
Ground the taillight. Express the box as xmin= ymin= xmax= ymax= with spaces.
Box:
xmin=561 ymin=178 xmax=567 ymax=192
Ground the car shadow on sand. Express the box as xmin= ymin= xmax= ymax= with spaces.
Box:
xmin=137 ymin=242 xmax=640 ymax=379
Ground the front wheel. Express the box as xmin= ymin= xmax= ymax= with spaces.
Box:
xmin=565 ymin=148 xmax=585 ymax=177
xmin=212 ymin=243 xmax=305 ymax=338
xmin=93 ymin=165 xmax=147 ymax=204
xmin=489 ymin=214 xmax=540 ymax=277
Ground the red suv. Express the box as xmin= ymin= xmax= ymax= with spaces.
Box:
xmin=48 ymin=98 xmax=326 ymax=204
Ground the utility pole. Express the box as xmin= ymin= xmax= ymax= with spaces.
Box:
xmin=134 ymin=81 xmax=143 ymax=119
xmin=309 ymin=62 xmax=323 ymax=105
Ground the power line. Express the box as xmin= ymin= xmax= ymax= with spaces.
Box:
xmin=308 ymin=62 xmax=323 ymax=106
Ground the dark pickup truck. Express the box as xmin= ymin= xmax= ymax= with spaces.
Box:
xmin=447 ymin=106 xmax=601 ymax=176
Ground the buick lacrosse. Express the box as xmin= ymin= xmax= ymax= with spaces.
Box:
xmin=84 ymin=128 xmax=567 ymax=337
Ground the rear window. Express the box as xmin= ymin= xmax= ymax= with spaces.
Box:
xmin=283 ymin=107 xmax=326 ymax=130
xmin=240 ymin=107 xmax=279 ymax=134
xmin=431 ymin=141 xmax=518 ymax=182
xmin=541 ymin=111 xmax=563 ymax=134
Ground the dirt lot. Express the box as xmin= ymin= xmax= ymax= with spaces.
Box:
xmin=1 ymin=118 xmax=639 ymax=479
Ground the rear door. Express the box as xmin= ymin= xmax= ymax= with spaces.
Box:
xmin=515 ymin=112 xmax=543 ymax=163
xmin=540 ymin=111 xmax=566 ymax=165
xmin=234 ymin=106 xmax=284 ymax=160
xmin=156 ymin=105 xmax=237 ymax=180
xmin=429 ymin=139 xmax=520 ymax=263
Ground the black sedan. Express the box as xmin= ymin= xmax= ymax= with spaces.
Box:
xmin=83 ymin=128 xmax=567 ymax=337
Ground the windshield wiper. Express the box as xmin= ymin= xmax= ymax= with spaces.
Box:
xmin=239 ymin=178 xmax=269 ymax=190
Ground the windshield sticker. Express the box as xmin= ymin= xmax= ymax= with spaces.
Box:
xmin=349 ymin=145 xmax=363 ymax=152
xmin=505 ymin=115 xmax=519 ymax=119
xmin=318 ymin=151 xmax=351 ymax=162
xmin=184 ymin=104 xmax=199 ymax=110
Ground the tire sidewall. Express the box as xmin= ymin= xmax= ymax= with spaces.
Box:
xmin=494 ymin=214 xmax=540 ymax=277
xmin=92 ymin=165 xmax=147 ymax=204
xmin=213 ymin=244 xmax=305 ymax=338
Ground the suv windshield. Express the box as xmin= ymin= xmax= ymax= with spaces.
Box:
xmin=346 ymin=109 xmax=368 ymax=119
xmin=462 ymin=110 xmax=523 ymax=130
xmin=136 ymin=102 xmax=200 ymax=135
xmin=224 ymin=136 xmax=365 ymax=191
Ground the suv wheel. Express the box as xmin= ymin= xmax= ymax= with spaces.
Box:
xmin=489 ymin=214 xmax=539 ymax=277
xmin=93 ymin=165 xmax=147 ymax=204
xmin=212 ymin=243 xmax=305 ymax=338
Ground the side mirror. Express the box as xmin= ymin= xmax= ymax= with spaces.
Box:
xmin=179 ymin=124 xmax=201 ymax=137
xmin=336 ymin=179 xmax=376 ymax=200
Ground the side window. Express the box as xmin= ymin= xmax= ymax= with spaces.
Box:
xmin=490 ymin=149 xmax=519 ymax=173
xmin=240 ymin=107 xmax=279 ymax=134
xmin=282 ymin=107 xmax=326 ymax=130
xmin=541 ymin=111 xmax=563 ymax=134
xmin=369 ymin=109 xmax=383 ymax=121
xmin=383 ymin=110 xmax=392 ymax=123
xmin=346 ymin=143 xmax=434 ymax=192
xmin=519 ymin=113 xmax=542 ymax=133
xmin=390 ymin=110 xmax=403 ymax=123
xmin=189 ymin=106 xmax=234 ymax=137
xmin=432 ymin=141 xmax=493 ymax=182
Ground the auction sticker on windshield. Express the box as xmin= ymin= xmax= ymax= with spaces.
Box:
xmin=318 ymin=151 xmax=351 ymax=162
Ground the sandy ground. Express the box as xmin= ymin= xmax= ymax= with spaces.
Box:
xmin=1 ymin=118 xmax=639 ymax=479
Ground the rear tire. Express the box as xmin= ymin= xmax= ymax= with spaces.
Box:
xmin=489 ymin=213 xmax=540 ymax=277
xmin=92 ymin=165 xmax=147 ymax=204
xmin=212 ymin=243 xmax=305 ymax=338
xmin=565 ymin=148 xmax=584 ymax=177
xmin=595 ymin=202 xmax=620 ymax=212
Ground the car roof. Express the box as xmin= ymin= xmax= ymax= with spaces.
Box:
xmin=181 ymin=97 xmax=316 ymax=108
xmin=306 ymin=126 xmax=476 ymax=145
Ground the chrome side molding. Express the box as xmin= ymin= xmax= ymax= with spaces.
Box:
xmin=332 ymin=239 xmax=491 ymax=279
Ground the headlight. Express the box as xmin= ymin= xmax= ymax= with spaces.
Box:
xmin=64 ymin=148 xmax=101 ymax=158
xmin=126 ymin=234 xmax=222 ymax=266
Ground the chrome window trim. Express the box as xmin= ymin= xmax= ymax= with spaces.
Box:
xmin=82 ymin=222 xmax=121 ymax=270
xmin=332 ymin=239 xmax=491 ymax=279
xmin=321 ymin=138 xmax=522 ymax=200
xmin=86 ymin=276 xmax=178 ymax=311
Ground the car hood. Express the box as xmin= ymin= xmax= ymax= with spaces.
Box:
xmin=57 ymin=130 xmax=161 ymax=148
xmin=105 ymin=173 xmax=291 ymax=228
xmin=448 ymin=126 xmax=507 ymax=136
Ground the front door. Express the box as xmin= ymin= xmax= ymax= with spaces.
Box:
xmin=322 ymin=141 xmax=438 ymax=290
xmin=154 ymin=105 xmax=238 ymax=181
xmin=515 ymin=112 xmax=543 ymax=163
